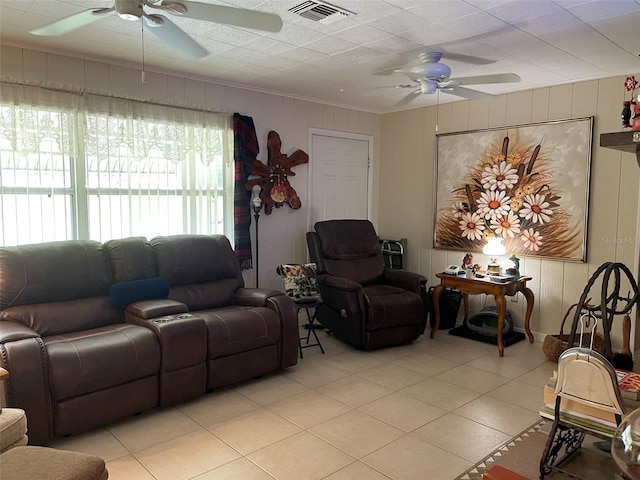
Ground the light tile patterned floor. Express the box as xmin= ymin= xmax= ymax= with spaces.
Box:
xmin=50 ymin=323 xmax=554 ymax=480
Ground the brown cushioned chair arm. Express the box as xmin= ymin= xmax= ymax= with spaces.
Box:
xmin=0 ymin=321 xmax=40 ymax=343
xmin=316 ymin=274 xmax=365 ymax=323
xmin=234 ymin=288 xmax=285 ymax=307
xmin=125 ymin=299 xmax=188 ymax=320
xmin=381 ymin=269 xmax=427 ymax=294
xmin=0 ymin=334 xmax=52 ymax=445
xmin=317 ymin=274 xmax=362 ymax=293
xmin=262 ymin=294 xmax=299 ymax=369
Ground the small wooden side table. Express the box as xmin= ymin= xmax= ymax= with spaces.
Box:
xmin=432 ymin=273 xmax=535 ymax=357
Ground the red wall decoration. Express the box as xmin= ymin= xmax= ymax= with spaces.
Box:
xmin=246 ymin=130 xmax=309 ymax=214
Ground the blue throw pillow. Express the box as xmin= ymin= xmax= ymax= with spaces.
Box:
xmin=109 ymin=277 xmax=170 ymax=307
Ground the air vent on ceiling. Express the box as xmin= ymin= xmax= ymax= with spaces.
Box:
xmin=289 ymin=1 xmax=356 ymax=25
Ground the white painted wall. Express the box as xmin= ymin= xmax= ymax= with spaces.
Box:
xmin=1 ymin=45 xmax=638 ymax=347
xmin=0 ymin=45 xmax=381 ymax=293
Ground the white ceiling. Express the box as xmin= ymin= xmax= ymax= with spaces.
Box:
xmin=1 ymin=0 xmax=639 ymax=113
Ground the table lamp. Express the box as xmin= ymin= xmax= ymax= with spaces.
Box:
xmin=483 ymin=237 xmax=506 ymax=275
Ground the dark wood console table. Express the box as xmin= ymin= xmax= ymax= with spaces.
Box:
xmin=432 ymin=273 xmax=535 ymax=357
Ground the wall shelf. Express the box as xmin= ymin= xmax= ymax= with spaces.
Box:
xmin=599 ymin=131 xmax=640 ymax=167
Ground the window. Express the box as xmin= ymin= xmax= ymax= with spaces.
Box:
xmin=0 ymin=84 xmax=232 ymax=246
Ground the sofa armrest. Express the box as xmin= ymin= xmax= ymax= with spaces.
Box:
xmin=0 ymin=323 xmax=52 ymax=445
xmin=125 ymin=299 xmax=188 ymax=320
xmin=0 ymin=321 xmax=40 ymax=343
xmin=381 ymin=269 xmax=429 ymax=334
xmin=234 ymin=288 xmax=285 ymax=307
xmin=382 ymin=268 xmax=427 ymax=294
xmin=263 ymin=294 xmax=299 ymax=369
xmin=315 ymin=274 xmax=365 ymax=322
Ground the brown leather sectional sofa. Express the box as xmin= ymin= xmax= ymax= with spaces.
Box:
xmin=0 ymin=235 xmax=299 ymax=445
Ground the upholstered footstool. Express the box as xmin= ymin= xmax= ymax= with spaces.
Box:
xmin=0 ymin=446 xmax=108 ymax=480
xmin=0 ymin=408 xmax=28 ymax=453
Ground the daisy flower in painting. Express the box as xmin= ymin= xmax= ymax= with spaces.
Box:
xmin=520 ymin=193 xmax=553 ymax=224
xmin=477 ymin=190 xmax=510 ymax=221
xmin=481 ymin=161 xmax=519 ymax=191
xmin=459 ymin=212 xmax=485 ymax=240
xmin=491 ymin=211 xmax=521 ymax=238
xmin=521 ymin=228 xmax=543 ymax=251
xmin=450 ymin=201 xmax=467 ymax=218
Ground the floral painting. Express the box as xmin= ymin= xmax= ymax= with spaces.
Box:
xmin=434 ymin=118 xmax=593 ymax=261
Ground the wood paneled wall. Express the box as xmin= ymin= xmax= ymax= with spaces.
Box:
xmin=379 ymin=76 xmax=640 ymax=347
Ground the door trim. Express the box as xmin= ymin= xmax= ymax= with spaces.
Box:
xmin=307 ymin=128 xmax=374 ymax=232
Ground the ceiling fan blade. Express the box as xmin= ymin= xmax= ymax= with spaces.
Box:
xmin=30 ymin=8 xmax=114 ymax=36
xmin=440 ymin=50 xmax=494 ymax=65
xmin=177 ymin=1 xmax=283 ymax=33
xmin=441 ymin=86 xmax=495 ymax=100
xmin=448 ymin=73 xmax=521 ymax=85
xmin=375 ymin=47 xmax=495 ymax=75
xmin=391 ymin=70 xmax=426 ymax=83
xmin=144 ymin=15 xmax=208 ymax=60
xmin=395 ymin=89 xmax=421 ymax=108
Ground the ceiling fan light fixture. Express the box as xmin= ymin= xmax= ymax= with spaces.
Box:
xmin=420 ymin=81 xmax=438 ymax=94
xmin=411 ymin=61 xmax=451 ymax=81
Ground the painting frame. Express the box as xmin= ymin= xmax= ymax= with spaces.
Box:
xmin=434 ymin=117 xmax=593 ymax=262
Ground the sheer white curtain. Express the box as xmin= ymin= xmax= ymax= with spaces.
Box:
xmin=0 ymin=83 xmax=233 ymax=246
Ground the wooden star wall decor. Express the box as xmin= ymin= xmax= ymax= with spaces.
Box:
xmin=246 ymin=130 xmax=309 ymax=215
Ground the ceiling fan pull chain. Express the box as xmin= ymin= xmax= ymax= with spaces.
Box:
xmin=141 ymin=17 xmax=146 ymax=83
xmin=435 ymin=89 xmax=439 ymax=132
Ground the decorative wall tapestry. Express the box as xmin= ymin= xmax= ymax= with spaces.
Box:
xmin=434 ymin=117 xmax=593 ymax=262
xmin=247 ymin=130 xmax=309 ymax=214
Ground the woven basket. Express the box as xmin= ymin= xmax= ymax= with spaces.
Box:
xmin=542 ymin=301 xmax=605 ymax=362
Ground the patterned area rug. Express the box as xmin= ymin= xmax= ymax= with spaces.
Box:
xmin=454 ymin=420 xmax=618 ymax=480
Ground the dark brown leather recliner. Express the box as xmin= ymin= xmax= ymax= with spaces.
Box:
xmin=108 ymin=235 xmax=300 ymax=390
xmin=306 ymin=219 xmax=428 ymax=349
xmin=0 ymin=234 xmax=299 ymax=446
xmin=0 ymin=240 xmax=161 ymax=445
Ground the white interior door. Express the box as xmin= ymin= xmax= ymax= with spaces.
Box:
xmin=308 ymin=129 xmax=372 ymax=229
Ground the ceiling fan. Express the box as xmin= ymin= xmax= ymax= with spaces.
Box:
xmin=388 ymin=52 xmax=521 ymax=107
xmin=29 ymin=0 xmax=283 ymax=60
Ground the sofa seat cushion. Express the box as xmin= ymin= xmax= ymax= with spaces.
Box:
xmin=363 ymin=285 xmax=423 ymax=331
xmin=44 ymin=324 xmax=160 ymax=401
xmin=197 ymin=306 xmax=281 ymax=358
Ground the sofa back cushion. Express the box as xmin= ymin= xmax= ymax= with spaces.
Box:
xmin=1 ymin=297 xmax=121 ymax=337
xmin=313 ymin=220 xmax=384 ymax=285
xmin=104 ymin=236 xmax=156 ymax=283
xmin=0 ymin=240 xmax=121 ymax=335
xmin=150 ymin=235 xmax=243 ymax=310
